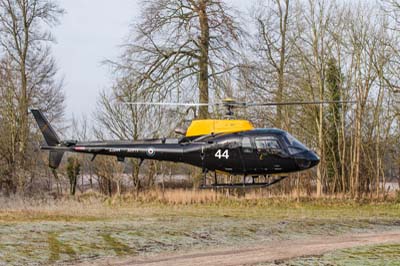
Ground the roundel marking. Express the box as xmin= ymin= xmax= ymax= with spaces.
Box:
xmin=146 ymin=147 xmax=155 ymax=157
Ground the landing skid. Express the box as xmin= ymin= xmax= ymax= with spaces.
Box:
xmin=199 ymin=174 xmax=288 ymax=189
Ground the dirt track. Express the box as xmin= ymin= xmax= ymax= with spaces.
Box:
xmin=77 ymin=231 xmax=400 ymax=266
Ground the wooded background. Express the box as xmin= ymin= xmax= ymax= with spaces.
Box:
xmin=1 ymin=0 xmax=400 ymax=198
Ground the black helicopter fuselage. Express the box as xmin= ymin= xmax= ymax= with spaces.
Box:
xmin=31 ymin=108 xmax=319 ymax=176
xmin=43 ymin=128 xmax=320 ymax=176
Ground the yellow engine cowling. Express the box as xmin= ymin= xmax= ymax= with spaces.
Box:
xmin=186 ymin=120 xmax=254 ymax=137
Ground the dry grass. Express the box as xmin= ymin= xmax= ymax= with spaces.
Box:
xmin=134 ymin=189 xmax=224 ymax=204
xmin=120 ymin=188 xmax=400 ymax=205
xmin=0 ymin=192 xmax=110 ymax=222
xmin=1 ymin=188 xmax=399 ymax=210
xmin=0 ymin=189 xmax=398 ymax=223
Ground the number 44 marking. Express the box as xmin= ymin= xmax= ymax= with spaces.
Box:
xmin=215 ymin=149 xmax=229 ymax=159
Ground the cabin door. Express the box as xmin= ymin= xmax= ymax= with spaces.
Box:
xmin=239 ymin=136 xmax=259 ymax=174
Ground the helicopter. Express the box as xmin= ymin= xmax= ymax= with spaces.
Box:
xmin=31 ymin=99 xmax=351 ymax=189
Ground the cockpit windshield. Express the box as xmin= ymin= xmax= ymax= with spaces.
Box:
xmin=283 ymin=132 xmax=308 ymax=155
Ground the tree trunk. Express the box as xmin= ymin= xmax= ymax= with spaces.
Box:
xmin=316 ymin=103 xmax=323 ymax=197
xmin=18 ymin=2 xmax=31 ymax=180
xmin=198 ymin=0 xmax=210 ymax=119
xmin=131 ymin=159 xmax=141 ymax=195
xmin=353 ymin=105 xmax=362 ymax=199
xmin=277 ymin=0 xmax=289 ymax=129
xmin=108 ymin=178 xmax=112 ymax=197
xmin=70 ymin=175 xmax=77 ymax=196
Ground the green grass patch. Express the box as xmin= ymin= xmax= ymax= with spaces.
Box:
xmin=100 ymin=233 xmax=135 ymax=256
xmin=0 ymin=211 xmax=101 ymax=223
xmin=47 ymin=232 xmax=76 ymax=263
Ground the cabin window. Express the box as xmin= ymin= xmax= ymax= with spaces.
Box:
xmin=242 ymin=137 xmax=253 ymax=153
xmin=255 ymin=136 xmax=281 ymax=152
xmin=284 ymin=132 xmax=308 ymax=155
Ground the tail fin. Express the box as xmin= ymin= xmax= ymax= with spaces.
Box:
xmin=31 ymin=109 xmax=64 ymax=169
xmin=31 ymin=109 xmax=60 ymax=146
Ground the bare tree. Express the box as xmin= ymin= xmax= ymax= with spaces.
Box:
xmin=251 ymin=0 xmax=294 ymax=128
xmin=109 ymin=0 xmax=243 ymax=119
xmin=93 ymin=156 xmax=125 ymax=197
xmin=0 ymin=0 xmax=64 ymax=193
xmin=94 ymin=0 xmax=244 ymax=193
xmin=289 ymin=0 xmax=334 ymax=197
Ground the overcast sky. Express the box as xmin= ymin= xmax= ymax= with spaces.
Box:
xmin=53 ymin=0 xmax=252 ymax=120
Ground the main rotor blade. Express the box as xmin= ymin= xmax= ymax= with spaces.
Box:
xmin=120 ymin=100 xmax=357 ymax=108
xmin=121 ymin=102 xmax=212 ymax=107
xmin=246 ymin=100 xmax=357 ymax=107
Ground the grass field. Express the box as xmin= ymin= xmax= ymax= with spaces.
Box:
xmin=262 ymin=244 xmax=400 ymax=266
xmin=0 ymin=191 xmax=399 ymax=265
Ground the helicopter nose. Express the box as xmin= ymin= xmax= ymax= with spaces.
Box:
xmin=308 ymin=151 xmax=320 ymax=168
xmin=295 ymin=150 xmax=320 ymax=169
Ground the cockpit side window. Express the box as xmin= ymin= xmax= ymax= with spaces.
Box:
xmin=242 ymin=137 xmax=253 ymax=153
xmin=255 ymin=136 xmax=281 ymax=152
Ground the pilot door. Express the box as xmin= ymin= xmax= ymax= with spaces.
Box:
xmin=253 ymin=135 xmax=286 ymax=173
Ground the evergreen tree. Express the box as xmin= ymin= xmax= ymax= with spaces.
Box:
xmin=325 ymin=58 xmax=342 ymax=192
xmin=66 ymin=157 xmax=80 ymax=196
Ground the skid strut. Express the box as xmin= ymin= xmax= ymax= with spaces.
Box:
xmin=200 ymin=174 xmax=288 ymax=189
